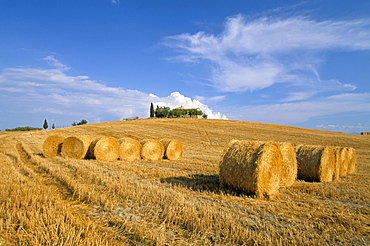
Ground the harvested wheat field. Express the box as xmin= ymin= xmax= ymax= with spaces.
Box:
xmin=0 ymin=118 xmax=369 ymax=245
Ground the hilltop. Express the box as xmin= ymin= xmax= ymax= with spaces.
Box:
xmin=1 ymin=118 xmax=369 ymax=245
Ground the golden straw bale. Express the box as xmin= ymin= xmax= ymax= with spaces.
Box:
xmin=160 ymin=139 xmax=183 ymax=160
xmin=118 ymin=137 xmax=142 ymax=161
xmin=140 ymin=139 xmax=165 ymax=161
xmin=42 ymin=134 xmax=67 ymax=158
xmin=347 ymin=147 xmax=357 ymax=174
xmin=333 ymin=147 xmax=343 ymax=181
xmin=88 ymin=137 xmax=119 ymax=161
xmin=279 ymin=142 xmax=297 ymax=187
xmin=61 ymin=136 xmax=92 ymax=159
xmin=296 ymin=145 xmax=335 ymax=182
xmin=339 ymin=148 xmax=349 ymax=177
xmin=219 ymin=140 xmax=282 ymax=198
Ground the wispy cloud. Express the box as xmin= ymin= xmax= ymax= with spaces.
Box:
xmin=0 ymin=56 xmax=226 ymax=127
xmin=316 ymin=123 xmax=367 ymax=133
xmin=224 ymin=93 xmax=370 ymax=125
xmin=164 ymin=14 xmax=370 ymax=96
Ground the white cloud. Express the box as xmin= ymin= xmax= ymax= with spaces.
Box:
xmin=225 ymin=93 xmax=370 ymax=125
xmin=165 ymin=14 xmax=370 ymax=94
xmin=151 ymin=92 xmax=227 ymax=120
xmin=195 ymin=95 xmax=226 ymax=103
xmin=43 ymin=55 xmax=70 ymax=71
xmin=0 ymin=57 xmax=225 ymax=128
xmin=316 ymin=124 xmax=367 ymax=133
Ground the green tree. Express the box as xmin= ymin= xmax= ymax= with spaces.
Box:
xmin=150 ymin=103 xmax=155 ymax=118
xmin=77 ymin=119 xmax=88 ymax=125
xmin=43 ymin=119 xmax=48 ymax=130
xmin=188 ymin=109 xmax=203 ymax=117
xmin=202 ymin=114 xmax=208 ymax=119
xmin=72 ymin=119 xmax=88 ymax=126
xmin=155 ymin=106 xmax=170 ymax=118
xmin=52 ymin=124 xmax=55 ymax=129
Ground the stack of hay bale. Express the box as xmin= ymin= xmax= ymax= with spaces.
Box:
xmin=42 ymin=135 xmax=183 ymax=161
xmin=219 ymin=140 xmax=357 ymax=198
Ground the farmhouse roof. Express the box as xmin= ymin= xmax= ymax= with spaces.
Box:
xmin=174 ymin=106 xmax=201 ymax=111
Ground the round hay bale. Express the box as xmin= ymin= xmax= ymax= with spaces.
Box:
xmin=219 ymin=140 xmax=282 ymax=198
xmin=279 ymin=142 xmax=297 ymax=187
xmin=61 ymin=136 xmax=92 ymax=159
xmin=160 ymin=139 xmax=183 ymax=160
xmin=118 ymin=137 xmax=142 ymax=161
xmin=140 ymin=139 xmax=165 ymax=161
xmin=42 ymin=134 xmax=67 ymax=158
xmin=347 ymin=147 xmax=357 ymax=174
xmin=296 ymin=145 xmax=335 ymax=182
xmin=333 ymin=147 xmax=343 ymax=181
xmin=339 ymin=148 xmax=349 ymax=177
xmin=88 ymin=137 xmax=119 ymax=161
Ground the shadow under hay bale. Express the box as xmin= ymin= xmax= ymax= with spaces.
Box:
xmin=279 ymin=142 xmax=298 ymax=187
xmin=42 ymin=134 xmax=67 ymax=158
xmin=296 ymin=145 xmax=335 ymax=182
xmin=160 ymin=174 xmax=220 ymax=193
xmin=118 ymin=137 xmax=142 ymax=161
xmin=61 ymin=136 xmax=92 ymax=159
xmin=347 ymin=147 xmax=357 ymax=174
xmin=219 ymin=140 xmax=282 ymax=199
xmin=160 ymin=139 xmax=183 ymax=160
xmin=140 ymin=139 xmax=164 ymax=161
xmin=88 ymin=137 xmax=119 ymax=161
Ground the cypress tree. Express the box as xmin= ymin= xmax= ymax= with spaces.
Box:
xmin=150 ymin=103 xmax=155 ymax=118
xmin=43 ymin=119 xmax=48 ymax=130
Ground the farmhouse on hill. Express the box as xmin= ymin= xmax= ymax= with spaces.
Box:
xmin=173 ymin=106 xmax=203 ymax=119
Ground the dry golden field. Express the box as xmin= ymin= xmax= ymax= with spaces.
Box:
xmin=1 ymin=118 xmax=369 ymax=245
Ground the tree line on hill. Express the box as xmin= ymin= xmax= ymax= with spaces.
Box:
xmin=149 ymin=103 xmax=207 ymax=119
xmin=3 ymin=119 xmax=88 ymax=132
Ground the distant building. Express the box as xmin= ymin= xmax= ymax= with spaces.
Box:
xmin=174 ymin=106 xmax=201 ymax=111
xmin=172 ymin=106 xmax=202 ymax=119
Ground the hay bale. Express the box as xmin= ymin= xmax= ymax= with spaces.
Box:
xmin=88 ymin=137 xmax=119 ymax=161
xmin=333 ymin=147 xmax=343 ymax=181
xmin=118 ymin=137 xmax=142 ymax=161
xmin=338 ymin=148 xmax=349 ymax=177
xmin=219 ymin=140 xmax=282 ymax=198
xmin=160 ymin=139 xmax=183 ymax=160
xmin=140 ymin=139 xmax=165 ymax=161
xmin=42 ymin=134 xmax=67 ymax=158
xmin=347 ymin=147 xmax=357 ymax=174
xmin=279 ymin=142 xmax=297 ymax=187
xmin=296 ymin=145 xmax=335 ymax=182
xmin=61 ymin=136 xmax=92 ymax=159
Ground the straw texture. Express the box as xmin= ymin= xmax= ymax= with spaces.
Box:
xmin=219 ymin=140 xmax=282 ymax=198
xmin=42 ymin=134 xmax=67 ymax=158
xmin=61 ymin=136 xmax=92 ymax=159
xmin=88 ymin=137 xmax=119 ymax=161
xmin=160 ymin=139 xmax=183 ymax=160
xmin=296 ymin=145 xmax=335 ymax=182
xmin=347 ymin=147 xmax=357 ymax=174
xmin=118 ymin=137 xmax=142 ymax=161
xmin=279 ymin=142 xmax=297 ymax=187
xmin=140 ymin=139 xmax=165 ymax=161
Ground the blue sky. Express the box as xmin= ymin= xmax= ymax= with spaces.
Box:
xmin=1 ymin=0 xmax=370 ymax=133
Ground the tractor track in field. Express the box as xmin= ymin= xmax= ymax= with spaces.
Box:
xmin=10 ymin=141 xmax=126 ymax=240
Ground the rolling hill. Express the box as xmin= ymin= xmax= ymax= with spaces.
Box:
xmin=1 ymin=118 xmax=369 ymax=245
